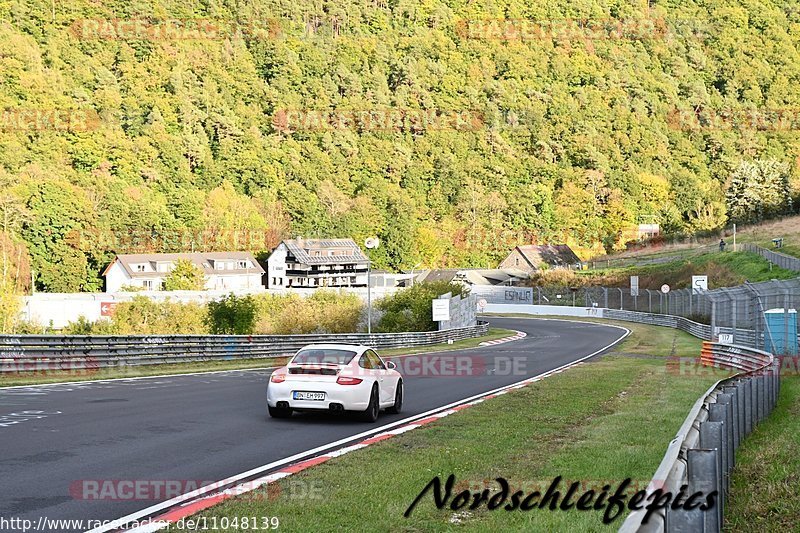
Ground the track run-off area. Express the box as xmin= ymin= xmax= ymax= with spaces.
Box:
xmin=0 ymin=317 xmax=627 ymax=532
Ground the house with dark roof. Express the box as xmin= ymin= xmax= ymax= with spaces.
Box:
xmin=102 ymin=252 xmax=265 ymax=292
xmin=499 ymin=245 xmax=581 ymax=273
xmin=265 ymin=238 xmax=369 ymax=288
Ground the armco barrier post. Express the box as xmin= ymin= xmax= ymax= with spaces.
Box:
xmin=722 ymin=386 xmax=741 ymax=451
xmin=745 ymin=377 xmax=754 ymax=434
xmin=708 ymin=400 xmax=732 ymax=494
xmin=699 ymin=419 xmax=725 ymax=508
xmin=751 ymin=375 xmax=759 ymax=425
xmin=687 ymin=448 xmax=722 ymax=532
xmin=711 ymin=395 xmax=734 ymax=472
xmin=665 ymin=499 xmax=704 ymax=531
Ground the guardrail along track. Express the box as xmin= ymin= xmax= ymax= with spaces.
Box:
xmin=606 ymin=317 xmax=780 ymax=533
xmin=0 ymin=322 xmax=489 ymax=372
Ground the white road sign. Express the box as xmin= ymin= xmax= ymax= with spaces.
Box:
xmin=432 ymin=299 xmax=451 ymax=321
xmin=718 ymin=333 xmax=734 ymax=344
xmin=630 ymin=276 xmax=639 ymax=297
xmin=477 ymin=298 xmax=487 ymax=309
xmin=692 ymin=275 xmax=708 ymax=294
xmin=661 ymin=284 xmax=670 ymax=294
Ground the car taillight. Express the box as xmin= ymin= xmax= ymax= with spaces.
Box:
xmin=336 ymin=376 xmax=363 ymax=385
xmin=270 ymin=373 xmax=286 ymax=383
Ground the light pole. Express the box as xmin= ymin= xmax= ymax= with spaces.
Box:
xmin=410 ymin=262 xmax=422 ymax=287
xmin=364 ymin=237 xmax=380 ymax=334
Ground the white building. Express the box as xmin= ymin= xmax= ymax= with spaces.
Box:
xmin=266 ymin=238 xmax=369 ymax=288
xmin=102 ymin=252 xmax=265 ymax=293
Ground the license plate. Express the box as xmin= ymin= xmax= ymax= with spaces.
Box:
xmin=293 ymin=391 xmax=325 ymax=401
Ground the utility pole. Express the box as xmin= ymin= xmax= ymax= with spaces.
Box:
xmin=364 ymin=237 xmax=380 ymax=334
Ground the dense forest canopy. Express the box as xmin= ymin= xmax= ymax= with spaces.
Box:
xmin=1 ymin=0 xmax=800 ymax=292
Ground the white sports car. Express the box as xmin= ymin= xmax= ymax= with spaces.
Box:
xmin=266 ymin=344 xmax=403 ymax=422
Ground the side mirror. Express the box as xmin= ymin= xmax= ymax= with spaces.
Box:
xmin=386 ymin=360 xmax=397 ymax=370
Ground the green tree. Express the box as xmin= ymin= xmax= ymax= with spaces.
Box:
xmin=727 ymin=160 xmax=793 ymax=224
xmin=206 ymin=294 xmax=258 ymax=335
xmin=163 ymin=259 xmax=205 ymax=291
xmin=376 ymin=281 xmax=467 ymax=333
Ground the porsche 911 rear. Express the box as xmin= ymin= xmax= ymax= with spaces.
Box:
xmin=267 ymin=364 xmax=372 ymax=413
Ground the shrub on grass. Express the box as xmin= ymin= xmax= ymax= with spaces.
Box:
xmin=376 ymin=281 xmax=467 ymax=333
xmin=253 ymin=291 xmax=363 ymax=334
xmin=206 ymin=294 xmax=257 ymax=335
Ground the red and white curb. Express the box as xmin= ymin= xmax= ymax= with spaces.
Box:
xmin=103 ymin=325 xmax=629 ymax=533
xmin=479 ymin=330 xmax=527 ymax=346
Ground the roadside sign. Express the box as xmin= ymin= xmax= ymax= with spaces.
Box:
xmin=432 ymin=299 xmax=450 ymax=321
xmin=692 ymin=275 xmax=708 ymax=294
xmin=719 ymin=333 xmax=734 ymax=344
xmin=660 ymin=284 xmax=670 ymax=294
xmin=630 ymin=276 xmax=639 ymax=297
xmin=477 ymin=298 xmax=487 ymax=310
xmin=100 ymin=302 xmax=117 ymax=317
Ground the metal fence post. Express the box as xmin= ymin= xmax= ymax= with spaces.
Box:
xmin=604 ymin=287 xmax=608 ymax=309
xmin=618 ymin=288 xmax=623 ymax=310
xmin=711 ymin=300 xmax=717 ymax=340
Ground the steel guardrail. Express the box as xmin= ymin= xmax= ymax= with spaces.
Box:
xmin=0 ymin=322 xmax=489 ymax=372
xmin=603 ymin=312 xmax=780 ymax=533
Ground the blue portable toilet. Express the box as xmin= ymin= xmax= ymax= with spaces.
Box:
xmin=764 ymin=308 xmax=798 ymax=355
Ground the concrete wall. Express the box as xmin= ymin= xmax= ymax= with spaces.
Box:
xmin=482 ymin=303 xmax=605 ymax=318
xmin=438 ymin=293 xmax=478 ymax=330
xmin=21 ymin=286 xmax=402 ymax=330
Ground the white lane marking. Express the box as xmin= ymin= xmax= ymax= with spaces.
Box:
xmin=90 ymin=323 xmax=630 ymax=533
xmin=0 ymin=410 xmax=62 ymax=428
xmin=0 ymin=367 xmax=280 ymax=391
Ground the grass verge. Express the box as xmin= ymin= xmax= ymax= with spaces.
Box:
xmin=169 ymin=322 xmax=720 ymax=532
xmin=0 ymin=328 xmax=515 ymax=388
xmin=725 ymin=376 xmax=800 ymax=531
xmin=577 ymin=251 xmax=797 ymax=289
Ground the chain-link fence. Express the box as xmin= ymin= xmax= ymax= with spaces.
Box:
xmin=473 ymin=278 xmax=800 ymax=355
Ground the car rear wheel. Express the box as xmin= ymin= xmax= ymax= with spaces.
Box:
xmin=387 ymin=380 xmax=403 ymax=414
xmin=359 ymin=384 xmax=380 ymax=422
xmin=268 ymin=405 xmax=292 ymax=418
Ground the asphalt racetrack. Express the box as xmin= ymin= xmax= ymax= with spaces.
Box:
xmin=0 ymin=317 xmax=627 ymax=531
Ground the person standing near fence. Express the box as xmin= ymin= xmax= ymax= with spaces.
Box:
xmin=719 ymin=239 xmax=726 ymax=252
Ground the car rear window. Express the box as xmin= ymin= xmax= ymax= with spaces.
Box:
xmin=292 ymin=349 xmax=357 ymax=365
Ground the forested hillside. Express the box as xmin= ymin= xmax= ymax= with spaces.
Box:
xmin=2 ymin=0 xmax=800 ymax=292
